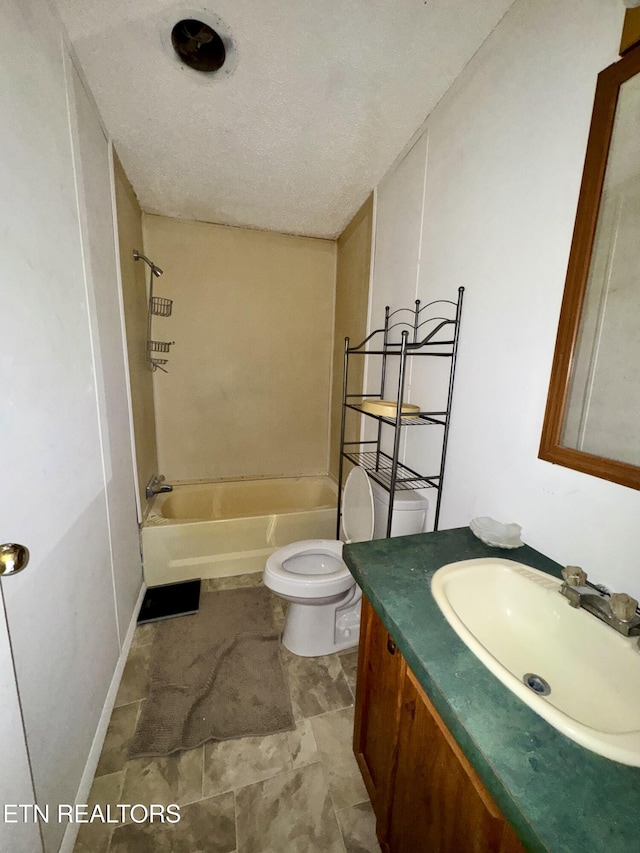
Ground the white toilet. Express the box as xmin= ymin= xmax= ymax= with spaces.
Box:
xmin=263 ymin=466 xmax=428 ymax=657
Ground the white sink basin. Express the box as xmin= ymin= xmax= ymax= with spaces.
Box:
xmin=431 ymin=558 xmax=640 ymax=766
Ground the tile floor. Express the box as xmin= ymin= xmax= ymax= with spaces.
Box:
xmin=74 ymin=574 xmax=379 ymax=853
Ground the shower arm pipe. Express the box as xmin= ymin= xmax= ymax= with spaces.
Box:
xmin=133 ymin=250 xmax=163 ymax=277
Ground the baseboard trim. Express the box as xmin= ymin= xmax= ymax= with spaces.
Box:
xmin=59 ymin=582 xmax=146 ymax=853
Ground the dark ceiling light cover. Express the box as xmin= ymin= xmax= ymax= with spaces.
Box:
xmin=171 ymin=19 xmax=226 ymax=72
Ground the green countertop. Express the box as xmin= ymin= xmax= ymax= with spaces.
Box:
xmin=343 ymin=527 xmax=640 ymax=853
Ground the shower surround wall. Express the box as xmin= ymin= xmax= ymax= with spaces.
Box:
xmin=113 ymin=154 xmax=159 ymax=513
xmin=143 ymin=215 xmax=336 ymax=483
xmin=330 ymin=195 xmax=374 ymax=480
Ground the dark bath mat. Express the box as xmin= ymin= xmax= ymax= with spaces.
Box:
xmin=137 ymin=579 xmax=201 ymax=624
xmin=128 ymin=586 xmax=294 ymax=758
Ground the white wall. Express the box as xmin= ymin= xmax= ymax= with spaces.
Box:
xmin=69 ymin=64 xmax=142 ymax=642
xmin=0 ymin=0 xmax=142 ymax=849
xmin=370 ymin=0 xmax=640 ymax=597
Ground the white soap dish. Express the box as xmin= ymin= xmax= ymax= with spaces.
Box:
xmin=469 ymin=516 xmax=523 ymax=549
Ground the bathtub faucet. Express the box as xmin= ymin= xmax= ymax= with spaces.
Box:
xmin=146 ymin=475 xmax=173 ymax=500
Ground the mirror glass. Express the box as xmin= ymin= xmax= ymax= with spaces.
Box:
xmin=561 ymin=72 xmax=640 ymax=466
xmin=540 ymin=46 xmax=640 ymax=490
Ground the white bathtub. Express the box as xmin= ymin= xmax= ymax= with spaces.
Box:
xmin=141 ymin=477 xmax=338 ymax=586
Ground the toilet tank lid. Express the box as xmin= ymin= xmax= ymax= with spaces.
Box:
xmin=342 ymin=466 xmax=374 ymax=543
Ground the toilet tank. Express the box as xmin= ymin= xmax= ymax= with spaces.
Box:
xmin=370 ymin=480 xmax=429 ymax=539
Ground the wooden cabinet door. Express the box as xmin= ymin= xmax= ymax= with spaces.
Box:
xmin=353 ymin=597 xmax=406 ymax=844
xmin=388 ymin=668 xmax=526 ymax=853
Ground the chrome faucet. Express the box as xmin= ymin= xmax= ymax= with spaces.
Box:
xmin=146 ymin=474 xmax=173 ymax=500
xmin=559 ymin=566 xmax=640 ymax=637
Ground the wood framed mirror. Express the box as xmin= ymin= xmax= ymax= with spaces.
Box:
xmin=539 ymin=45 xmax=640 ymax=490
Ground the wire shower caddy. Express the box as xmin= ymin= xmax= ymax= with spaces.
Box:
xmin=133 ymin=250 xmax=174 ymax=372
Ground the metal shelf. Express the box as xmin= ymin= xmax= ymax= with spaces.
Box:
xmin=336 ymin=288 xmax=464 ymax=537
xmin=342 ymin=450 xmax=440 ymax=491
xmin=345 ymin=403 xmax=447 ymax=427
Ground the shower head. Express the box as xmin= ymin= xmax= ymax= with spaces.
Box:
xmin=133 ymin=249 xmax=163 ymax=277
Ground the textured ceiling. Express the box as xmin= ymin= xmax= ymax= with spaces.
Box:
xmin=54 ymin=0 xmax=514 ymax=238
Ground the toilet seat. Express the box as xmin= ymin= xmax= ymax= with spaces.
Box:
xmin=264 ymin=466 xmax=375 ymax=599
xmin=265 ymin=539 xmax=352 ymax=599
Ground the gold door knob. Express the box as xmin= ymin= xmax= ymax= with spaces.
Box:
xmin=0 ymin=543 xmax=29 ymax=577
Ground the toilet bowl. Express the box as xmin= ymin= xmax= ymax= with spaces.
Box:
xmin=263 ymin=467 xmax=428 ymax=657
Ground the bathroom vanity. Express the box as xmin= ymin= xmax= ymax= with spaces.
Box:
xmin=354 ymin=596 xmax=525 ymax=852
xmin=343 ymin=528 xmax=640 ymax=853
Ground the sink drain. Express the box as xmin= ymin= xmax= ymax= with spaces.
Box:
xmin=523 ymin=673 xmax=551 ymax=696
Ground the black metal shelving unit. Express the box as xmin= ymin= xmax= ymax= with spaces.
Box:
xmin=336 ymin=287 xmax=464 ymax=538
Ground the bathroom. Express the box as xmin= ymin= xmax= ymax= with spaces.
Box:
xmin=3 ymin=0 xmax=640 ymax=851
